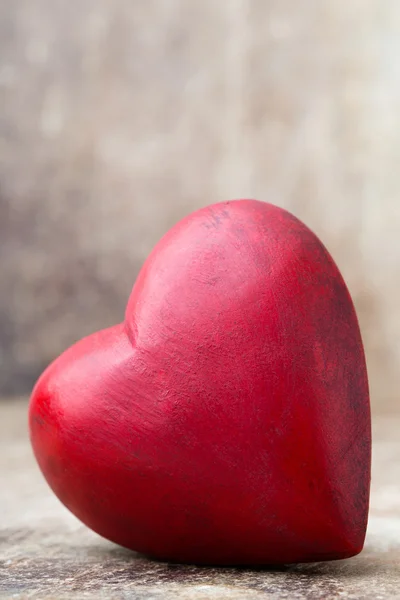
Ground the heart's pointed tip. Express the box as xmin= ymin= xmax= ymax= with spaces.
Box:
xmin=117 ymin=529 xmax=365 ymax=567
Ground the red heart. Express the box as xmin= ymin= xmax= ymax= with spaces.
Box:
xmin=29 ymin=200 xmax=371 ymax=565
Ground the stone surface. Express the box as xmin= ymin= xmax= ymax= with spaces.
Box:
xmin=1 ymin=401 xmax=400 ymax=599
xmin=1 ymin=1 xmax=400 ymax=410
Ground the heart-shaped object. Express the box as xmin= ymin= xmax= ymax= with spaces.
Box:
xmin=29 ymin=200 xmax=371 ymax=565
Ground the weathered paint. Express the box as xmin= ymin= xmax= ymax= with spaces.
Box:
xmin=29 ymin=200 xmax=371 ymax=565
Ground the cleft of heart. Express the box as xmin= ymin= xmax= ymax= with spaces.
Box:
xmin=29 ymin=199 xmax=371 ymax=566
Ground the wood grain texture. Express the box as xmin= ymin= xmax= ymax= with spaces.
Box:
xmin=28 ymin=201 xmax=371 ymax=565
xmin=0 ymin=1 xmax=399 ymax=410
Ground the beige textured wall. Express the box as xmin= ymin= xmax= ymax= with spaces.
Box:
xmin=1 ymin=1 xmax=399 ymax=412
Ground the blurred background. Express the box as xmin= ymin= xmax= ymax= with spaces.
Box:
xmin=0 ymin=0 xmax=399 ymax=413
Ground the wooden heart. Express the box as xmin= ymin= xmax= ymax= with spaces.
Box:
xmin=29 ymin=200 xmax=371 ymax=565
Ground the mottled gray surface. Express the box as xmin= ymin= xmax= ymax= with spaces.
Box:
xmin=1 ymin=1 xmax=400 ymax=410
xmin=1 ymin=401 xmax=399 ymax=599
